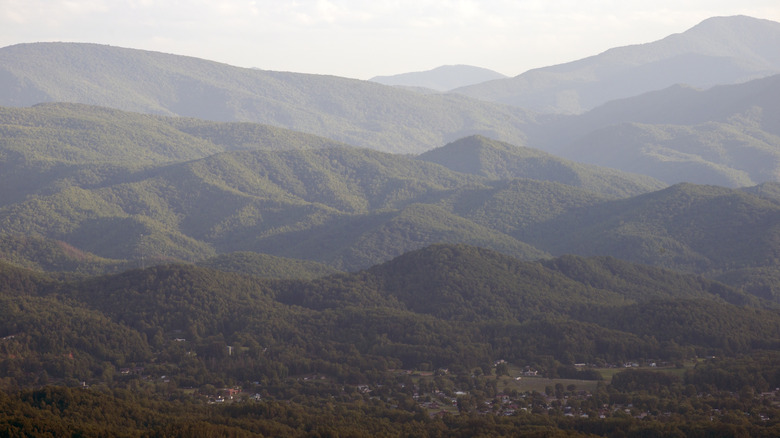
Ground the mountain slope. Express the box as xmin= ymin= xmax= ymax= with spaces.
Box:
xmin=0 ymin=103 xmax=356 ymax=206
xmin=438 ymin=178 xmax=611 ymax=236
xmin=558 ymin=73 xmax=780 ymax=135
xmin=3 ymin=243 xmax=774 ymax=388
xmin=198 ymin=252 xmax=341 ymax=280
xmin=0 ymin=234 xmax=128 ymax=274
xmin=1 ymin=246 xmax=779 ymax=435
xmin=369 ymin=65 xmax=507 ymax=91
xmin=531 ymin=73 xmax=780 ymax=187
xmin=0 ymin=43 xmax=536 ymax=154
xmin=358 ymin=245 xmax=758 ymax=321
xmin=418 ymin=135 xmax=666 ymax=197
xmin=524 ymin=183 xmax=780 ymax=278
xmin=0 ymin=141 xmax=552 ymax=270
xmin=249 ymin=203 xmax=547 ymax=270
xmin=454 ymin=15 xmax=780 ymax=113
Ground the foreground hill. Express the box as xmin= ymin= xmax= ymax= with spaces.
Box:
xmin=369 ymin=65 xmax=507 ymax=91
xmin=1 ymin=244 xmax=774 ymax=384
xmin=1 ymin=244 xmax=778 ymax=435
xmin=454 ymin=15 xmax=780 ymax=113
xmin=0 ymin=234 xmax=129 ymax=274
xmin=0 ymin=42 xmax=535 ymax=154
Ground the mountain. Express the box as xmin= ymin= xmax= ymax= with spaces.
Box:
xmin=522 ymin=183 xmax=780 ymax=299
xmin=4 ymin=102 xmax=780 ymax=292
xmin=454 ymin=15 xmax=780 ymax=113
xmin=369 ymin=65 xmax=507 ymax=91
xmin=1 ymin=243 xmax=770 ymax=351
xmin=0 ymin=107 xmax=554 ymax=271
xmin=0 ymin=42 xmax=535 ymax=154
xmin=0 ymin=102 xmax=357 ymax=206
xmin=0 ymin=144 xmax=488 ymax=270
xmin=357 ymin=245 xmax=762 ymax=320
xmin=249 ymin=203 xmax=547 ymax=270
xmin=0 ymin=234 xmax=129 ymax=274
xmin=418 ymin=135 xmax=666 ymax=197
xmin=198 ymin=252 xmax=341 ymax=280
xmin=534 ymin=73 xmax=780 ymax=187
xmin=2 ymin=103 xmax=674 ymax=273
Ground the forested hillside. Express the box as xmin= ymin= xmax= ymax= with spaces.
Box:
xmin=419 ymin=135 xmax=665 ymax=197
xmin=537 ymin=73 xmax=780 ymax=187
xmin=0 ymin=43 xmax=535 ymax=153
xmin=3 ymin=103 xmax=780 ymax=300
xmin=522 ymin=183 xmax=780 ymax=296
xmin=1 ymin=245 xmax=779 ymax=435
xmin=4 ymin=243 xmax=774 ymax=386
xmin=0 ymin=103 xmax=668 ymax=272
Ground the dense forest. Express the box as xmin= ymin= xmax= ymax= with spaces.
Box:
xmin=1 ymin=244 xmax=780 ymax=435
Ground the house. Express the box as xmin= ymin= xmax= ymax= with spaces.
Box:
xmin=221 ymin=388 xmax=241 ymax=399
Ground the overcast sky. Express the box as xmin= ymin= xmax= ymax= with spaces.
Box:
xmin=2 ymin=1 xmax=779 ymax=79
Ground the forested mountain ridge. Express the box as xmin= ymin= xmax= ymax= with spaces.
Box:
xmin=3 ymin=32 xmax=780 ymax=188
xmin=2 ymin=17 xmax=780 ymax=437
xmin=197 ymin=252 xmax=341 ymax=280
xmin=454 ymin=15 xmax=780 ymax=113
xmin=0 ymin=140 xmax=548 ymax=270
xmin=532 ymin=72 xmax=780 ymax=187
xmin=419 ymin=135 xmax=665 ymax=197
xmin=1 ymin=103 xmax=671 ymax=272
xmin=369 ymin=64 xmax=507 ymax=91
xmin=522 ymin=183 xmax=780 ymax=299
xmin=3 ymin=102 xmax=780 ymax=298
xmin=0 ymin=42 xmax=536 ymax=154
xmin=0 ymin=102 xmax=358 ymax=165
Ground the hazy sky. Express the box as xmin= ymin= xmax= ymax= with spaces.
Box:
xmin=2 ymin=1 xmax=779 ymax=79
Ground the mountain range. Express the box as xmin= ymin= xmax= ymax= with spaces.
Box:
xmin=535 ymin=73 xmax=780 ymax=187
xmin=3 ymin=101 xmax=780 ymax=302
xmin=453 ymin=15 xmax=780 ymax=113
xmin=0 ymin=104 xmax=663 ymax=271
xmin=0 ymin=42 xmax=533 ymax=154
xmin=2 ymin=15 xmax=780 ymax=435
xmin=3 ymin=17 xmax=780 ymax=188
